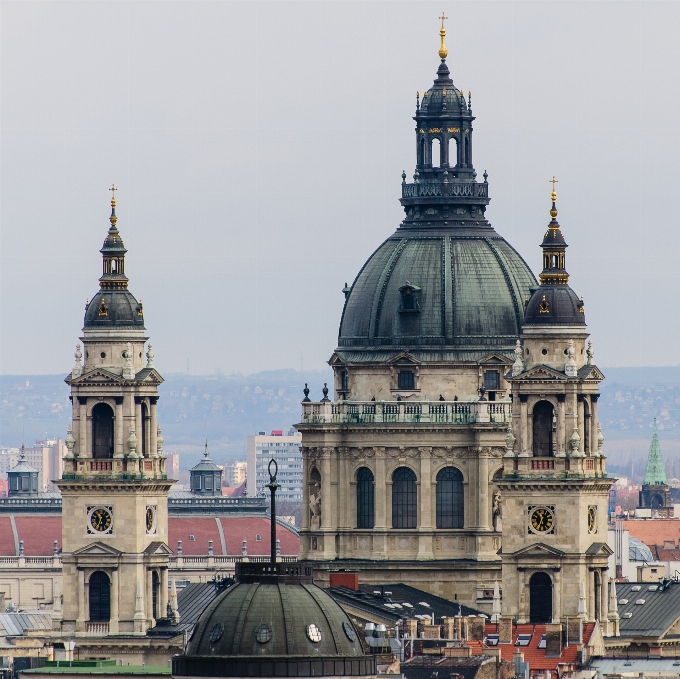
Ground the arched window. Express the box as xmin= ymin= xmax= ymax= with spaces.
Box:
xmin=448 ymin=137 xmax=458 ymax=167
xmin=92 ymin=403 xmax=114 ymax=459
xmin=436 ymin=467 xmax=464 ymax=528
xmin=529 ymin=572 xmax=552 ymax=623
xmin=152 ymin=570 xmax=159 ymax=620
xmin=532 ymin=401 xmax=554 ymax=457
xmin=392 ymin=467 xmax=417 ymax=529
xmin=356 ymin=468 xmax=375 ymax=529
xmin=89 ymin=571 xmax=111 ymax=621
xmin=431 ymin=138 xmax=441 ymax=168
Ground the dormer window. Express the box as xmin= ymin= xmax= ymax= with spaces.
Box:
xmin=399 ymin=282 xmax=421 ymax=314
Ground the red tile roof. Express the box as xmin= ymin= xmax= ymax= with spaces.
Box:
xmin=14 ymin=515 xmax=61 ymax=556
xmin=650 ymin=545 xmax=680 ymax=561
xmin=479 ymin=622 xmax=595 ymax=674
xmin=0 ymin=517 xmax=16 ymax=556
xmin=622 ymin=518 xmax=680 ymax=552
xmin=0 ymin=515 xmax=299 ymax=557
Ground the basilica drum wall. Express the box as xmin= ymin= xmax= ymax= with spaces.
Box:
xmin=334 ymin=364 xmax=511 ymax=403
xmin=297 ymin=421 xmax=507 ymax=608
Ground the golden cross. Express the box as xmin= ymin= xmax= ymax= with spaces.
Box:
xmin=110 ymin=184 xmax=117 ymax=198
xmin=440 ymin=12 xmax=448 ymax=29
xmin=550 ymin=176 xmax=558 ymax=190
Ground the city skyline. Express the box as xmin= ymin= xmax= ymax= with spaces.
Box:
xmin=2 ymin=2 xmax=679 ymax=376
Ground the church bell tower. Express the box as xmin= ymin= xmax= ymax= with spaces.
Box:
xmin=57 ymin=189 xmax=173 ymax=636
xmin=498 ymin=184 xmax=616 ymax=633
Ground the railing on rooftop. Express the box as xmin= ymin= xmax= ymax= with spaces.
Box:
xmin=401 ymin=180 xmax=489 ymax=200
xmin=301 ymin=400 xmax=510 ymax=425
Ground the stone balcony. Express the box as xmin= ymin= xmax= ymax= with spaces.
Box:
xmin=300 ymin=400 xmax=511 ymax=426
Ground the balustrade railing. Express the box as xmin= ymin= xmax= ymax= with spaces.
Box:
xmin=401 ymin=181 xmax=488 ymax=199
xmin=302 ymin=400 xmax=510 ymax=425
xmin=87 ymin=622 xmax=109 ymax=635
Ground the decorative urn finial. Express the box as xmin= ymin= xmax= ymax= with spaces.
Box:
xmin=438 ymin=12 xmax=448 ymax=60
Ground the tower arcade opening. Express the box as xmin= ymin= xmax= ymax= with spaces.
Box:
xmin=92 ymin=403 xmax=114 ymax=459
xmin=529 ymin=572 xmax=552 ymax=623
xmin=532 ymin=400 xmax=554 ymax=457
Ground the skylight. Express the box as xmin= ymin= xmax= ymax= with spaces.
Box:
xmin=623 ymin=613 xmax=633 ymax=618
xmin=648 ymin=585 xmax=658 ymax=591
xmin=538 ymin=635 xmax=546 ymax=649
xmin=516 ymin=634 xmax=532 ymax=647
xmin=631 ymin=585 xmax=642 ymax=592
xmin=485 ymin=635 xmax=499 ymax=647
xmin=635 ymin=599 xmax=646 ymax=605
xmin=418 ymin=602 xmax=431 ymax=607
xmin=618 ymin=599 xmax=629 ymax=605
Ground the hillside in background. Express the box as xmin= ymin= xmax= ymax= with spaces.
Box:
xmin=1 ymin=366 xmax=678 ymax=478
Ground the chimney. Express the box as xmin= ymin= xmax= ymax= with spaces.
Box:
xmin=545 ymin=623 xmax=562 ymax=658
xmin=499 ymin=616 xmax=513 ymax=643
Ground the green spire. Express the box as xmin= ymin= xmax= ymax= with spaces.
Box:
xmin=643 ymin=420 xmax=667 ymax=486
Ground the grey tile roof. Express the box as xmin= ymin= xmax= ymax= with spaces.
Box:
xmin=327 ymin=583 xmax=483 ymax=623
xmin=616 ymin=580 xmax=680 ymax=637
xmin=0 ymin=613 xmax=53 ymax=636
xmin=147 ymin=582 xmax=225 ymax=637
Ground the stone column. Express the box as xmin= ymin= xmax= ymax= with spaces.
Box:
xmin=146 ymin=569 xmax=154 ymax=623
xmin=321 ymin=449 xmax=337 ymax=560
xmin=78 ymin=398 xmax=88 ymax=457
xmin=477 ymin=453 xmax=490 ymax=530
xmin=417 ymin=448 xmax=434 ymax=560
xmin=110 ymin=569 xmax=119 ymax=633
xmin=552 ymin=569 xmax=561 ymax=622
xmin=519 ymin=396 xmax=529 ymax=456
xmin=591 ymin=395 xmax=600 ymax=454
xmin=135 ymin=398 xmax=143 ymax=458
xmin=114 ymin=398 xmax=124 ymax=458
xmin=588 ymin=570 xmax=596 ymax=622
xmin=578 ymin=397 xmax=585 ymax=454
xmin=301 ymin=449 xmax=310 ymax=532
xmin=149 ymin=398 xmax=158 ymax=457
xmin=557 ymin=395 xmax=566 ymax=455
xmin=374 ymin=449 xmax=387 ymax=559
xmin=517 ymin=568 xmax=527 ymax=623
xmin=77 ymin=569 xmax=86 ymax=630
xmin=600 ymin=569 xmax=609 ymax=624
xmin=161 ymin=568 xmax=168 ymax=619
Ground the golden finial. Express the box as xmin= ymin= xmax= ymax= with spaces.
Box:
xmin=549 ymin=176 xmax=558 ymax=221
xmin=109 ymin=185 xmax=118 ymax=228
xmin=438 ymin=13 xmax=448 ymax=60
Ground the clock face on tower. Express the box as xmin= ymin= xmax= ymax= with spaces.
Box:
xmin=146 ymin=506 xmax=156 ymax=534
xmin=87 ymin=507 xmax=113 ymax=534
xmin=528 ymin=506 xmax=555 ymax=534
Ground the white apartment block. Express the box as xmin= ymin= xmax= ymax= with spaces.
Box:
xmin=224 ymin=460 xmax=247 ymax=487
xmin=246 ymin=429 xmax=302 ymax=501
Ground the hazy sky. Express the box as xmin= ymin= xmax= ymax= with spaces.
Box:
xmin=2 ymin=1 xmax=679 ymax=376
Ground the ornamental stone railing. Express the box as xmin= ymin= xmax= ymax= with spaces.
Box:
xmin=300 ymin=400 xmax=510 ymax=425
xmin=401 ymin=181 xmax=489 ymax=199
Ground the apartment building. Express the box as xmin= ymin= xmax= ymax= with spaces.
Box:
xmin=246 ymin=429 xmax=302 ymax=501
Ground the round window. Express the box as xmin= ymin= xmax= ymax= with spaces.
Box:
xmin=210 ymin=622 xmax=224 ymax=643
xmin=306 ymin=624 xmax=322 ymax=643
xmin=100 ymin=352 xmax=106 ymax=358
xmin=256 ymin=624 xmax=272 ymax=643
xmin=541 ymin=349 xmax=548 ymax=356
xmin=342 ymin=622 xmax=356 ymax=642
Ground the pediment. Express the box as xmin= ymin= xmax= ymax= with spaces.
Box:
xmin=144 ymin=541 xmax=173 ymax=555
xmin=73 ymin=541 xmax=123 ymax=557
xmin=134 ymin=368 xmax=164 ymax=384
xmin=479 ymin=353 xmax=512 ymax=365
xmin=386 ymin=352 xmax=420 ymax=366
xmin=69 ymin=368 xmax=125 ymax=385
xmin=329 ymin=353 xmax=346 ymax=367
xmin=578 ymin=365 xmax=605 ymax=382
xmin=512 ymin=365 xmax=567 ymax=382
xmin=509 ymin=542 xmax=566 ymax=558
xmin=585 ymin=541 xmax=614 ymax=556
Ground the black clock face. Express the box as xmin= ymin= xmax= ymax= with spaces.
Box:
xmin=530 ymin=507 xmax=554 ymax=532
xmin=146 ymin=506 xmax=155 ymax=532
xmin=90 ymin=508 xmax=112 ymax=533
xmin=588 ymin=506 xmax=596 ymax=533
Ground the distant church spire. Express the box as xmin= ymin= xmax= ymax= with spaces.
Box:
xmin=643 ymin=419 xmax=667 ymax=486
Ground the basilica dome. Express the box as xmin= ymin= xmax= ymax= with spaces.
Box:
xmin=339 ymin=232 xmax=536 ymax=360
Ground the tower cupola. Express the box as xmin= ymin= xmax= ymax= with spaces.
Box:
xmin=524 ymin=181 xmax=586 ymax=327
xmin=99 ymin=186 xmax=128 ymax=291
